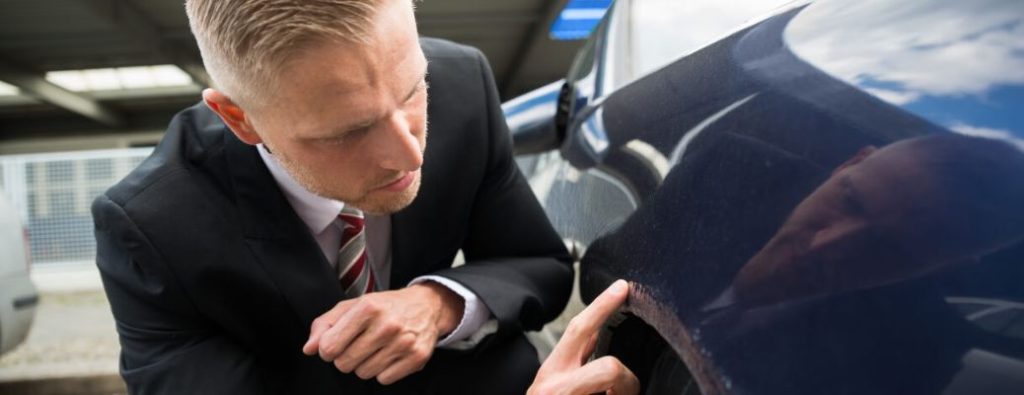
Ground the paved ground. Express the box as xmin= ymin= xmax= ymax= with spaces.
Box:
xmin=0 ymin=263 xmax=125 ymax=394
xmin=0 ymin=291 xmax=120 ymax=382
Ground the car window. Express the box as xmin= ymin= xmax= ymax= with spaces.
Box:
xmin=517 ymin=151 xmax=638 ymax=251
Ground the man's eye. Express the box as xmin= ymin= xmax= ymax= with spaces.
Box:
xmin=408 ymin=82 xmax=428 ymax=103
xmin=320 ymin=134 xmax=349 ymax=146
xmin=841 ymin=192 xmax=865 ymax=216
xmin=349 ymin=126 xmax=372 ymax=137
xmin=837 ymin=177 xmax=865 ymax=216
xmin=325 ymin=127 xmax=370 ymax=144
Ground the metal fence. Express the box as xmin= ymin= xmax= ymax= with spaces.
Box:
xmin=0 ymin=148 xmax=152 ymax=265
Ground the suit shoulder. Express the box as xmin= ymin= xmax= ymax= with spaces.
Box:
xmin=102 ymin=103 xmax=227 ymax=208
xmin=421 ymin=37 xmax=484 ymax=63
xmin=98 ymin=159 xmax=192 ymax=220
xmin=421 ymin=38 xmax=493 ymax=96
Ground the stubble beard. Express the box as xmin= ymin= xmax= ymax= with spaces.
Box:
xmin=273 ymin=151 xmax=423 ymax=215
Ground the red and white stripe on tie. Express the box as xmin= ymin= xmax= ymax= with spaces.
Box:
xmin=337 ymin=207 xmax=376 ymax=298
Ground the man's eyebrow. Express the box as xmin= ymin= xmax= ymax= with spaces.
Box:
xmin=325 ymin=68 xmax=428 ymax=138
xmin=338 ymin=119 xmax=375 ymax=135
xmin=403 ymin=68 xmax=429 ymax=102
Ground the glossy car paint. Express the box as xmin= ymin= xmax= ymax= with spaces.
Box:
xmin=508 ymin=0 xmax=1024 ymax=393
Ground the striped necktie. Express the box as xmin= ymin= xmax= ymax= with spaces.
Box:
xmin=337 ymin=206 xmax=376 ymax=298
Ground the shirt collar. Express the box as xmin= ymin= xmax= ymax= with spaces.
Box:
xmin=257 ymin=143 xmax=345 ymax=235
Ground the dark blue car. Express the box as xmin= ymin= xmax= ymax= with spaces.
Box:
xmin=505 ymin=0 xmax=1024 ymax=393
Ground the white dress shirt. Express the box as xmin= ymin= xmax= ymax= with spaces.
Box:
xmin=257 ymin=144 xmax=493 ymax=347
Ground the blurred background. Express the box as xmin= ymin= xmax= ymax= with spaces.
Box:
xmin=0 ymin=1 xmax=610 ymax=393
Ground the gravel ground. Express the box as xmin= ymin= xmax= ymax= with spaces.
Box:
xmin=0 ymin=291 xmax=121 ymax=382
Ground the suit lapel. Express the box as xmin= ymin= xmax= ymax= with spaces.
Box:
xmin=389 ymin=57 xmax=457 ymax=288
xmin=388 ymin=137 xmax=453 ymax=288
xmin=389 ymin=209 xmax=419 ymax=289
xmin=223 ymin=133 xmax=343 ymax=326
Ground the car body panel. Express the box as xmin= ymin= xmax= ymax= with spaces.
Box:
xmin=507 ymin=0 xmax=1024 ymax=393
xmin=0 ymin=191 xmax=37 ymax=355
xmin=0 ymin=274 xmax=38 ymax=354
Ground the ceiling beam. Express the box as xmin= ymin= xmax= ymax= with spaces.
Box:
xmin=0 ymin=61 xmax=125 ymax=127
xmin=85 ymin=0 xmax=210 ymax=87
xmin=501 ymin=0 xmax=569 ymax=95
xmin=176 ymin=62 xmax=212 ymax=88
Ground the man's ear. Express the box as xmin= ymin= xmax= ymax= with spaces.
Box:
xmin=832 ymin=145 xmax=878 ymax=176
xmin=202 ymin=89 xmax=263 ymax=146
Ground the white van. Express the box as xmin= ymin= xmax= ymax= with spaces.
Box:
xmin=0 ymin=191 xmax=37 ymax=355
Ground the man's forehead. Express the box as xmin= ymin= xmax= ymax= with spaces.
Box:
xmin=281 ymin=36 xmax=422 ymax=93
xmin=851 ymin=141 xmax=930 ymax=182
xmin=276 ymin=52 xmax=426 ymax=137
xmin=305 ymin=38 xmax=419 ymax=81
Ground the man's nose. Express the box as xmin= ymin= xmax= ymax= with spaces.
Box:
xmin=374 ymin=112 xmax=423 ymax=172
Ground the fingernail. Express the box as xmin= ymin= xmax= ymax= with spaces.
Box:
xmin=612 ymin=280 xmax=628 ymax=295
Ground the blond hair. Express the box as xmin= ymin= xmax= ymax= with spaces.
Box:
xmin=185 ymin=0 xmax=379 ymax=108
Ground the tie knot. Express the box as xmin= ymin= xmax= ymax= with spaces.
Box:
xmin=338 ymin=207 xmax=365 ymax=231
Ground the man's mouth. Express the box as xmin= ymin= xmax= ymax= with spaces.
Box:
xmin=376 ymin=170 xmax=417 ymax=192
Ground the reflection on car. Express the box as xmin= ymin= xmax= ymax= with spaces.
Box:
xmin=505 ymin=0 xmax=1024 ymax=394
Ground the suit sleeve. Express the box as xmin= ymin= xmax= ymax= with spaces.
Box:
xmin=93 ymin=194 xmax=269 ymax=395
xmin=430 ymin=49 xmax=574 ymax=337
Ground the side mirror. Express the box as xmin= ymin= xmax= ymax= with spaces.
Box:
xmin=503 ymin=80 xmax=570 ymax=155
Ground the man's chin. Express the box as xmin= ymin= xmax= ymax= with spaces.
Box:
xmin=353 ymin=174 xmax=422 ymax=215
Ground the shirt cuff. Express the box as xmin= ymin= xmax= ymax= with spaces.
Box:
xmin=409 ymin=275 xmax=493 ymax=348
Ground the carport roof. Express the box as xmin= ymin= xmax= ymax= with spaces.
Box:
xmin=0 ymin=0 xmax=583 ymax=140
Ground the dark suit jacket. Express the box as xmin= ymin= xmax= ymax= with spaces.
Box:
xmin=92 ymin=38 xmax=573 ymax=395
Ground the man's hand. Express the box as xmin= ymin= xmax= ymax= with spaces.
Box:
xmin=302 ymin=282 xmax=464 ymax=385
xmin=528 ymin=280 xmax=639 ymax=395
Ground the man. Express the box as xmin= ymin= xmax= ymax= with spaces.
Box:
xmin=529 ymin=280 xmax=640 ymax=395
xmin=93 ymin=0 xmax=575 ymax=393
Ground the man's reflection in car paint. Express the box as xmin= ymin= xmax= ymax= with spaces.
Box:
xmin=582 ymin=130 xmax=1024 ymax=394
xmin=712 ymin=134 xmax=1024 ymax=309
xmin=686 ymin=133 xmax=1024 ymax=394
